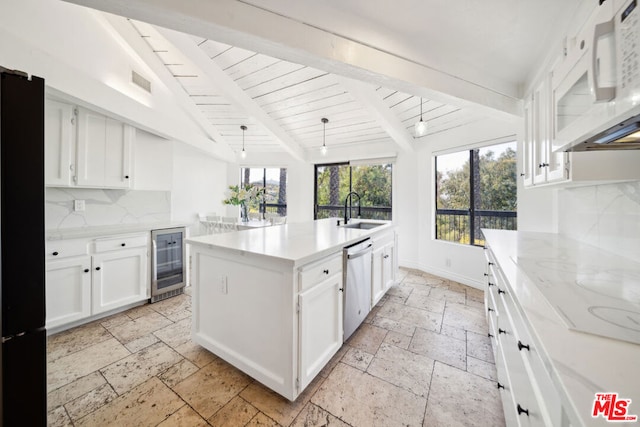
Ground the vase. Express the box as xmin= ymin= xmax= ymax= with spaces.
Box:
xmin=241 ymin=203 xmax=249 ymax=222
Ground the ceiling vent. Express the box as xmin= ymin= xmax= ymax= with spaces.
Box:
xmin=131 ymin=70 xmax=151 ymax=93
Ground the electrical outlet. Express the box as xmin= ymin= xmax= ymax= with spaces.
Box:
xmin=73 ymin=199 xmax=85 ymax=212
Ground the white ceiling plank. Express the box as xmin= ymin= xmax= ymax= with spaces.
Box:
xmin=101 ymin=14 xmax=236 ymax=162
xmin=336 ymin=76 xmax=414 ymax=152
xmin=158 ymin=27 xmax=306 ymax=161
xmin=61 ymin=0 xmax=521 ymax=118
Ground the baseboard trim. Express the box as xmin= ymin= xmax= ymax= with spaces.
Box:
xmin=398 ymin=259 xmax=484 ymax=290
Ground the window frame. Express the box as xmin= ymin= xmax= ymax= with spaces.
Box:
xmin=239 ymin=167 xmax=287 ymax=217
xmin=313 ymin=161 xmax=393 ymax=221
xmin=434 ymin=143 xmax=517 ymax=247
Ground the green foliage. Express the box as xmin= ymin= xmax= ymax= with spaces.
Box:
xmin=315 ymin=163 xmax=393 ymax=219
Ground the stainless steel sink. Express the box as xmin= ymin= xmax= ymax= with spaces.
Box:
xmin=342 ymin=221 xmax=385 ymax=230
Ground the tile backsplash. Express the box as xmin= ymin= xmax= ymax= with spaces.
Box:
xmin=46 ymin=188 xmax=171 ymax=230
xmin=558 ymin=181 xmax=640 ymax=263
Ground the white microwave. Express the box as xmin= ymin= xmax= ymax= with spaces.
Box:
xmin=552 ymin=0 xmax=640 ymax=152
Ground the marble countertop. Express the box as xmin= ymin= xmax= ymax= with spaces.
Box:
xmin=46 ymin=221 xmax=192 ymax=240
xmin=186 ymin=218 xmax=393 ymax=266
xmin=484 ymin=230 xmax=640 ymax=427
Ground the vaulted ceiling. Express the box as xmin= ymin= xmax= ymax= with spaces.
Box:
xmin=63 ymin=0 xmax=582 ymax=161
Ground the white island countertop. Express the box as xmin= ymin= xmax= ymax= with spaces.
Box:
xmin=186 ymin=218 xmax=393 ymax=266
xmin=484 ymin=230 xmax=640 ymax=426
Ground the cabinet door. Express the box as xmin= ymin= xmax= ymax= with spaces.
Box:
xmin=45 ymin=99 xmax=75 ymax=186
xmin=45 ymin=255 xmax=91 ymax=328
xmin=532 ymin=80 xmax=548 ymax=185
xmin=103 ymin=119 xmax=132 ymax=189
xmin=299 ymin=273 xmax=343 ymax=390
xmin=76 ymin=108 xmax=132 ymax=189
xmin=92 ymin=247 xmax=148 ymax=314
xmin=371 ymin=246 xmax=384 ymax=305
xmin=521 ymin=95 xmax=534 ymax=187
xmin=545 ymin=71 xmax=568 ymax=183
xmin=381 ymin=243 xmax=394 ymax=290
xmin=76 ymin=108 xmax=107 ymax=187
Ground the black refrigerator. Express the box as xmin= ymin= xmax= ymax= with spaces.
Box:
xmin=0 ymin=68 xmax=47 ymax=425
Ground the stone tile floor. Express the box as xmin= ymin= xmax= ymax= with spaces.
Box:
xmin=47 ymin=268 xmax=505 ymax=426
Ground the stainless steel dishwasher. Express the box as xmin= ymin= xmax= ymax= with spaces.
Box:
xmin=343 ymin=238 xmax=373 ymax=341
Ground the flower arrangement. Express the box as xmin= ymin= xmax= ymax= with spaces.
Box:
xmin=222 ymin=184 xmax=264 ymax=206
xmin=222 ymin=184 xmax=265 ymax=221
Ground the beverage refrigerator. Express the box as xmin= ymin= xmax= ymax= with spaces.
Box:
xmin=0 ymin=68 xmax=47 ymax=425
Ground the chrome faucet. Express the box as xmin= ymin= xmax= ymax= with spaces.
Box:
xmin=344 ymin=191 xmax=361 ymax=224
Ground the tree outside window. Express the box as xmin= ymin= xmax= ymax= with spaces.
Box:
xmin=314 ymin=162 xmax=392 ymax=220
xmin=435 ymin=141 xmax=517 ymax=246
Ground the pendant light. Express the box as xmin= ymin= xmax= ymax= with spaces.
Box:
xmin=240 ymin=125 xmax=247 ymax=159
xmin=414 ymin=98 xmax=427 ymax=137
xmin=321 ymin=117 xmax=328 ymax=155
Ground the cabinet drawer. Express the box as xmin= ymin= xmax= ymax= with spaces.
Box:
xmin=299 ymin=253 xmax=343 ymax=292
xmin=93 ymin=233 xmax=148 ymax=253
xmin=46 ymin=238 xmax=89 ymax=260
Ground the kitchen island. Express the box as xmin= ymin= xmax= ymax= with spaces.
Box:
xmin=186 ymin=218 xmax=397 ymax=400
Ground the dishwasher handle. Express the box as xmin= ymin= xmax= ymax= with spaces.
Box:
xmin=347 ymin=243 xmax=372 ymax=260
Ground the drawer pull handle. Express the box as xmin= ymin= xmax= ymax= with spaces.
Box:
xmin=488 ymin=333 xmax=494 ymax=338
xmin=487 ymin=307 xmax=494 ymax=312
xmin=517 ymin=404 xmax=529 ymax=416
xmin=52 ymin=251 xmax=59 ymax=256
xmin=323 ymin=269 xmax=329 ymax=275
xmin=83 ymin=268 xmax=90 ymax=273
xmin=488 ymin=262 xmax=494 ymax=266
xmin=498 ymin=289 xmax=505 ymax=295
xmin=383 ymin=254 xmax=390 ymax=259
xmin=121 ymin=243 xmax=126 ymax=247
xmin=517 ymin=341 xmax=530 ymax=351
xmin=95 ymin=267 xmax=101 ymax=271
xmin=488 ymin=282 xmax=495 ymax=287
xmin=498 ymin=328 xmax=506 ymax=335
xmin=497 ymin=382 xmax=504 ymax=389
xmin=125 ymin=175 xmax=130 ymax=179
xmin=339 ymin=288 xmax=344 ymax=292
xmin=483 ymin=273 xmax=489 ymax=277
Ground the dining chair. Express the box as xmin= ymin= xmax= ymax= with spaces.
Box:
xmin=220 ymin=216 xmax=238 ymax=233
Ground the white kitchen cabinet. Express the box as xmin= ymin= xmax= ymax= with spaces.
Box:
xmin=45 ymin=255 xmax=91 ymax=329
xmin=45 ymin=99 xmax=75 ymax=187
xmin=485 ymin=247 xmax=566 ymax=426
xmin=45 ymin=232 xmax=149 ymax=331
xmin=371 ymin=230 xmax=396 ymax=306
xmin=523 ymin=72 xmax=568 ymax=188
xmin=75 ymin=107 xmax=133 ymax=189
xmin=91 ymin=233 xmax=149 ymax=315
xmin=298 ymin=269 xmax=343 ymax=390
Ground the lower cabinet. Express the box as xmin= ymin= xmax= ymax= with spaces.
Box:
xmin=92 ymin=247 xmax=148 ymax=315
xmin=45 ymin=232 xmax=149 ymax=330
xmin=485 ymin=248 xmax=565 ymax=427
xmin=45 ymin=255 xmax=92 ymax=329
xmin=371 ymin=231 xmax=396 ymax=306
xmin=298 ymin=271 xmax=343 ymax=390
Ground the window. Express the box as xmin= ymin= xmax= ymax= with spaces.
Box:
xmin=314 ymin=162 xmax=392 ymax=220
xmin=435 ymin=141 xmax=517 ymax=246
xmin=239 ymin=168 xmax=287 ymax=217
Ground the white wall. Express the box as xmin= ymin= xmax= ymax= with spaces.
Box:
xmin=395 ymin=118 xmax=531 ymax=289
xmin=171 ymin=141 xmax=229 ymax=235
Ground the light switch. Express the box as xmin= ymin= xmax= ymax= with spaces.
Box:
xmin=74 ymin=200 xmax=85 ymax=212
